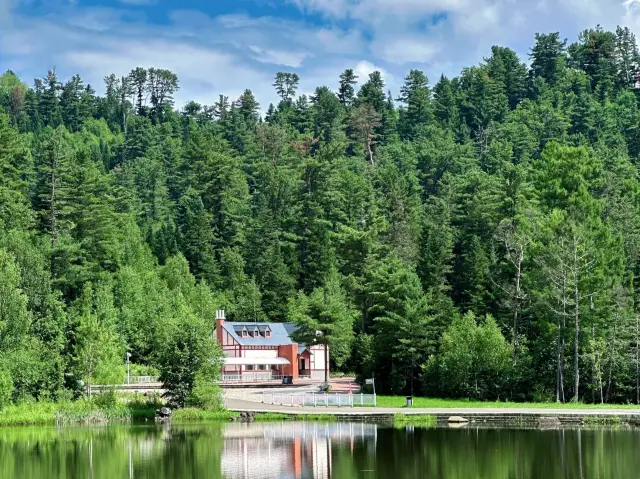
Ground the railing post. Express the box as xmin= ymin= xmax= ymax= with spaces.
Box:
xmin=325 ymin=394 xmax=328 ymax=407
xmin=360 ymin=393 xmax=363 ymax=406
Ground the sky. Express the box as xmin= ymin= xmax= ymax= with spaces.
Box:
xmin=2 ymin=0 xmax=640 ymax=109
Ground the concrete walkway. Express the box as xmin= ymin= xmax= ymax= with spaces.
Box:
xmin=225 ymin=397 xmax=640 ymax=417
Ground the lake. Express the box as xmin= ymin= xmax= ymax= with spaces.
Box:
xmin=0 ymin=421 xmax=638 ymax=478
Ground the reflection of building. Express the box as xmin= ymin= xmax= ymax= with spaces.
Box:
xmin=221 ymin=423 xmax=377 ymax=479
xmin=215 ymin=310 xmax=328 ymax=381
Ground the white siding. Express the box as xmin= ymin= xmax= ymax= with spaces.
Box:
xmin=243 ymin=349 xmax=278 ymax=359
xmin=311 ymin=347 xmax=326 ymax=370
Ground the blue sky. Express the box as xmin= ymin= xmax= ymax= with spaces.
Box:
xmin=2 ymin=0 xmax=640 ymax=109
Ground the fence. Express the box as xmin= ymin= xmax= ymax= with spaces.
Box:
xmin=221 ymin=373 xmax=314 ymax=383
xmin=124 ymin=376 xmax=159 ymax=384
xmin=262 ymin=391 xmax=376 ymax=407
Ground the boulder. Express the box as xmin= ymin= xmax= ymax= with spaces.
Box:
xmin=538 ymin=416 xmax=561 ymax=428
xmin=155 ymin=407 xmax=172 ymax=422
xmin=238 ymin=411 xmax=255 ymax=422
xmin=448 ymin=416 xmax=470 ymax=423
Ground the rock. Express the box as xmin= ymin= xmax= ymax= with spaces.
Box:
xmin=155 ymin=407 xmax=172 ymax=422
xmin=538 ymin=416 xmax=561 ymax=428
xmin=157 ymin=407 xmax=172 ymax=417
xmin=237 ymin=411 xmax=255 ymax=423
xmin=448 ymin=416 xmax=470 ymax=423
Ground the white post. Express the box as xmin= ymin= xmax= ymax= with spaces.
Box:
xmin=372 ymin=378 xmax=376 ymax=406
xmin=360 ymin=393 xmax=363 ymax=406
xmin=325 ymin=394 xmax=328 ymax=407
xmin=126 ymin=352 xmax=131 ymax=385
xmin=314 ymin=393 xmax=317 ymax=407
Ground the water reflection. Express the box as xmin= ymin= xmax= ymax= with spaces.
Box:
xmin=1 ymin=422 xmax=640 ymax=478
xmin=222 ymin=422 xmax=376 ymax=479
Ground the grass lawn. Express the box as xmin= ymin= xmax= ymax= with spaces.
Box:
xmin=375 ymin=396 xmax=640 ymax=409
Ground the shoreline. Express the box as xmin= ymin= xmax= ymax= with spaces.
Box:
xmin=226 ymin=398 xmax=640 ymax=427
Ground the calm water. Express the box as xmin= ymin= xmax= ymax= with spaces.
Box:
xmin=0 ymin=421 xmax=639 ymax=478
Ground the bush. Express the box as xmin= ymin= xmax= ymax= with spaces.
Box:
xmin=158 ymin=317 xmax=223 ymax=408
xmin=187 ymin=375 xmax=223 ymax=411
xmin=93 ymin=389 xmax=117 ymax=409
xmin=0 ymin=368 xmax=14 ymax=409
xmin=431 ymin=312 xmax=513 ymax=400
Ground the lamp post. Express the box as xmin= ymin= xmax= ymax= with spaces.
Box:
xmin=126 ymin=352 xmax=132 ymax=385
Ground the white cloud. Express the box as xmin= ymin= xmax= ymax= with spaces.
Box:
xmin=354 ymin=60 xmax=392 ymax=82
xmin=248 ymin=46 xmax=310 ymax=67
xmin=117 ymin=0 xmax=157 ymax=5
xmin=0 ymin=0 xmax=15 ymax=25
xmin=372 ymin=36 xmax=441 ymax=64
xmin=5 ymin=0 xmax=640 ymax=116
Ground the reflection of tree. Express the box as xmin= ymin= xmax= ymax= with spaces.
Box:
xmin=1 ymin=423 xmax=640 ymax=478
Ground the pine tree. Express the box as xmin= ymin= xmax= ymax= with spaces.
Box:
xmin=338 ymin=69 xmax=358 ymax=107
xmin=397 ymin=69 xmax=433 ymax=140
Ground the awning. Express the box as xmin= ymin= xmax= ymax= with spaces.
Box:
xmin=223 ymin=357 xmax=290 ymax=365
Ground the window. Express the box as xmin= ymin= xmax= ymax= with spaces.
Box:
xmin=258 ymin=365 xmax=266 ymax=371
xmin=242 ymin=329 xmax=248 ymax=338
xmin=254 ymin=328 xmax=260 ymax=337
xmin=246 ymin=365 xmax=254 ymax=371
xmin=265 ymin=329 xmax=271 ymax=338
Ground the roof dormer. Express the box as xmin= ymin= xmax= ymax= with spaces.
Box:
xmin=253 ymin=327 xmax=260 ymax=337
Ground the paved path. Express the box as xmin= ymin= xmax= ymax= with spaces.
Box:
xmin=225 ymin=398 xmax=640 ymax=417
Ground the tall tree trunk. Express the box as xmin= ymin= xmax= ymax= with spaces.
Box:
xmin=513 ymin=246 xmax=523 ymax=365
xmin=573 ymin=275 xmax=580 ymax=402
xmin=605 ymin=317 xmax=617 ymax=403
xmin=636 ymin=312 xmax=640 ymax=404
xmin=557 ymin=278 xmax=566 ymax=403
xmin=50 ymin=135 xmax=58 ymax=249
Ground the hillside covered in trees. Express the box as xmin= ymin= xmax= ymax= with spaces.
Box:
xmin=3 ymin=25 xmax=640 ymax=404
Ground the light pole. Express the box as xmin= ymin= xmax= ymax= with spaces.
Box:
xmin=126 ymin=352 xmax=132 ymax=385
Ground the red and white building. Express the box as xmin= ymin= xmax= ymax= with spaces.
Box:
xmin=215 ymin=310 xmax=328 ymax=381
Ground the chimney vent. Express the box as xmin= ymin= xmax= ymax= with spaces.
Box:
xmin=216 ymin=309 xmax=225 ymax=320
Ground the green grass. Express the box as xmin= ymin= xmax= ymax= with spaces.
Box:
xmin=375 ymin=396 xmax=640 ymax=409
xmin=392 ymin=414 xmax=437 ymax=426
xmin=172 ymin=408 xmax=239 ymax=421
xmin=0 ymin=396 xmax=160 ymax=427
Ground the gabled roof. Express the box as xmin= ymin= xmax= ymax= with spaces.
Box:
xmin=222 ymin=322 xmax=296 ymax=346
xmin=298 ymin=345 xmax=313 ymax=355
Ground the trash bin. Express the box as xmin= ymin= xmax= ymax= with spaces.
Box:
xmin=405 ymin=396 xmax=413 ymax=407
xmin=282 ymin=376 xmax=293 ymax=385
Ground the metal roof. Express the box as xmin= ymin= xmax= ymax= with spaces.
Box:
xmin=222 ymin=322 xmax=296 ymax=346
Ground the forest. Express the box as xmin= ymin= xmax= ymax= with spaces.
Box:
xmin=2 ymin=25 xmax=640 ymax=406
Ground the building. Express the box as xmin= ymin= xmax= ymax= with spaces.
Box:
xmin=215 ymin=310 xmax=328 ymax=381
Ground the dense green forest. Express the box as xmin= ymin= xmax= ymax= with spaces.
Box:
xmin=4 ymin=25 xmax=640 ymax=404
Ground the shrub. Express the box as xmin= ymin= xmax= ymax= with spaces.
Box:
xmin=0 ymin=368 xmax=14 ymax=409
xmin=187 ymin=374 xmax=223 ymax=411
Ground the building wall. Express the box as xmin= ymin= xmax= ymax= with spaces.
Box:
xmin=243 ymin=349 xmax=278 ymax=359
xmin=278 ymin=344 xmax=299 ymax=378
xmin=309 ymin=345 xmax=328 ymax=380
